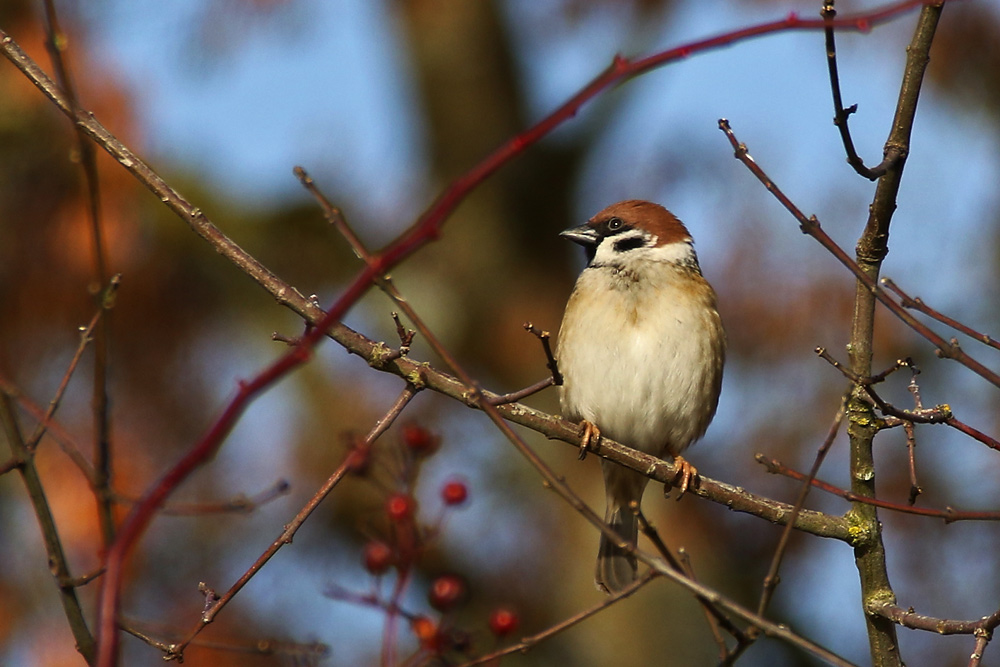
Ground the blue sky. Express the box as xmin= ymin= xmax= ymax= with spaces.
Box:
xmin=81 ymin=0 xmax=1000 ymax=302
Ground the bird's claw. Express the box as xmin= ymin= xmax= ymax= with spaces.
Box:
xmin=578 ymin=420 xmax=601 ymax=460
xmin=666 ymin=455 xmax=698 ymax=500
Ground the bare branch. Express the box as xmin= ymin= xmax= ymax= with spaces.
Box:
xmin=882 ymin=277 xmax=1000 ymax=351
xmin=26 ymin=275 xmax=121 ymax=453
xmin=164 ymin=386 xmax=418 ymax=662
xmin=869 ymin=601 xmax=1000 ymax=637
xmin=524 ymin=322 xmax=563 ymax=386
xmin=822 ymin=2 xmax=902 ymax=179
xmin=121 ymin=619 xmax=329 ymax=662
xmin=0 ymin=393 xmax=96 ymax=662
xmin=816 ymin=347 xmax=1000 ymax=452
xmin=41 ymin=0 xmax=116 ymax=549
xmin=719 ymin=119 xmax=1000 ymax=389
xmin=455 ymin=572 xmax=658 ymax=667
xmin=757 ymin=396 xmax=848 ymax=617
xmin=757 ymin=455 xmax=1000 ymax=523
xmin=113 ymin=479 xmax=290 ymax=516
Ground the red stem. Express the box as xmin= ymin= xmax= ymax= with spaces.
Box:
xmin=96 ymin=269 xmax=376 ymax=664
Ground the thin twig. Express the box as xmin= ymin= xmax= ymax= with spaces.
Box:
xmin=903 ymin=421 xmax=922 ymax=505
xmin=822 ymin=2 xmax=902 ymax=179
xmin=163 ymin=386 xmax=418 ymax=662
xmin=869 ymin=357 xmax=916 ymax=385
xmin=122 ymin=619 xmax=329 ymax=662
xmin=41 ymin=0 xmax=116 ymax=550
xmin=0 ymin=456 xmax=21 ymax=475
xmin=455 ymin=571 xmax=658 ymax=667
xmin=970 ymin=627 xmax=992 ymax=667
xmin=113 ymin=479 xmax=290 ymax=516
xmin=816 ymin=347 xmax=1000 ymax=452
xmin=524 ymin=322 xmax=563 ymax=386
xmin=674 ymin=548 xmax=739 ymax=662
xmin=486 ymin=378 xmax=555 ymax=405
xmin=323 ymin=584 xmax=415 ymax=620
xmin=635 ymin=505 xmax=749 ymax=654
xmin=882 ymin=277 xmax=1000 ymax=351
xmin=719 ymin=119 xmax=1000 ymax=390
xmin=0 ymin=394 xmax=96 ymax=661
xmin=0 ymin=376 xmax=100 ymax=487
xmin=903 ymin=371 xmax=923 ymax=504
xmin=293 ymin=166 xmax=369 ymax=260
xmin=26 ymin=275 xmax=121 ymax=452
xmin=756 ymin=455 xmax=1000 ymax=523
xmin=391 ymin=312 xmax=416 ymax=352
xmin=60 ymin=567 xmax=106 ymax=589
xmin=756 ymin=396 xmax=848 ymax=617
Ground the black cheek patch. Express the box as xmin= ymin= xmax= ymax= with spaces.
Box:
xmin=613 ymin=237 xmax=646 ymax=253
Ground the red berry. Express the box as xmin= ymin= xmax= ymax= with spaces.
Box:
xmin=386 ymin=493 xmax=416 ymax=523
xmin=411 ymin=616 xmax=442 ymax=651
xmin=429 ymin=574 xmax=466 ymax=611
xmin=362 ymin=540 xmax=393 ymax=575
xmin=441 ymin=480 xmax=468 ymax=506
xmin=488 ymin=607 xmax=519 ymax=637
xmin=402 ymin=423 xmax=439 ymax=456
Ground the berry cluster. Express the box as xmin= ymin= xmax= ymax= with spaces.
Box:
xmin=335 ymin=422 xmax=520 ymax=663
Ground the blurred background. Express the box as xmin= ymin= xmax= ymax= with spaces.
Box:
xmin=1 ymin=0 xmax=1000 ymax=665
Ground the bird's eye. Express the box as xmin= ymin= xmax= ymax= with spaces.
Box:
xmin=607 ymin=217 xmax=623 ymax=231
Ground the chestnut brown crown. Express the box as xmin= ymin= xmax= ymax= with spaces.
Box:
xmin=589 ymin=200 xmax=692 ymax=246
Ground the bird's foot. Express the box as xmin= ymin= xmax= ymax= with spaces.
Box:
xmin=577 ymin=420 xmax=601 ymax=460
xmin=666 ymin=455 xmax=699 ymax=500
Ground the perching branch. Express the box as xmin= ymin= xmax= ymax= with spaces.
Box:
xmin=298 ymin=169 xmax=855 ymax=664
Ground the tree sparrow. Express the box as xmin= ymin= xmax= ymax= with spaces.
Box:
xmin=556 ymin=200 xmax=725 ymax=594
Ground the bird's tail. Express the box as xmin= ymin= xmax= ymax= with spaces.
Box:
xmin=595 ymin=500 xmax=639 ymax=594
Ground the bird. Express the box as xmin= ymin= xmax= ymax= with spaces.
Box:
xmin=556 ymin=200 xmax=725 ymax=594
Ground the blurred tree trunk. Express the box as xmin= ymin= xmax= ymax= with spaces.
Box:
xmin=396 ymin=0 xmax=579 ymax=379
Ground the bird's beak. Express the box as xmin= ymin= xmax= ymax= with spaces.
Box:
xmin=559 ymin=223 xmax=600 ymax=247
